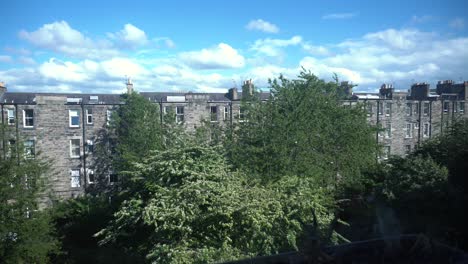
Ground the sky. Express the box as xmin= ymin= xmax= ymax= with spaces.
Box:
xmin=0 ymin=0 xmax=467 ymax=94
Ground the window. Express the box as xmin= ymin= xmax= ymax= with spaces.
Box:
xmin=385 ymin=102 xmax=392 ymax=116
xmin=23 ymin=109 xmax=34 ymax=128
xmin=24 ymin=140 xmax=35 ymax=159
xmin=86 ymin=109 xmax=93 ymax=124
xmin=423 ymin=123 xmax=430 ymax=137
xmin=405 ymin=145 xmax=411 ymax=154
xmin=238 ymin=107 xmax=245 ymax=121
xmin=210 ymin=106 xmax=218 ymax=122
xmin=70 ymin=169 xmax=81 ymax=188
xmin=164 ymin=106 xmax=171 ymax=114
xmin=69 ymin=110 xmax=80 ymax=127
xmin=443 ymin=102 xmax=449 ymax=113
xmin=106 ymin=110 xmax=112 ymax=126
xmin=85 ymin=139 xmax=94 ymax=154
xmin=7 ymin=139 xmax=16 ymax=157
xmin=70 ymin=139 xmax=80 ymax=158
xmin=7 ymin=109 xmax=15 ymax=125
xmin=414 ymin=102 xmax=419 ymax=115
xmin=366 ymin=103 xmax=373 ymax=116
xmin=176 ymin=106 xmax=184 ymax=123
xmin=223 ymin=106 xmax=229 ymax=121
xmin=385 ymin=122 xmax=391 ymax=138
xmin=383 ymin=146 xmax=391 ymax=160
xmin=460 ymin=102 xmax=465 ymax=113
xmin=405 ymin=123 xmax=413 ymax=138
xmin=423 ymin=102 xmax=430 ymax=115
xmin=378 ymin=101 xmax=383 ymax=115
xmin=109 ymin=173 xmax=118 ymax=184
xmin=87 ymin=169 xmax=95 ymax=184
xmin=406 ymin=103 xmax=412 ymax=116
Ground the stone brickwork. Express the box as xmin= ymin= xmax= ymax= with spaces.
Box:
xmin=0 ymin=80 xmax=466 ymax=201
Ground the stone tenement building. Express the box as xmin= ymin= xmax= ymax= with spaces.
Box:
xmin=0 ymin=79 xmax=466 ymax=200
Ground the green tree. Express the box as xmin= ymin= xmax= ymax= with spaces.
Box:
xmin=0 ymin=132 xmax=59 ymax=263
xmin=96 ymin=145 xmax=336 ymax=263
xmin=226 ymin=71 xmax=378 ymax=190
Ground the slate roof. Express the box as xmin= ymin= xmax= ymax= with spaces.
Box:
xmin=0 ymin=91 xmax=271 ymax=104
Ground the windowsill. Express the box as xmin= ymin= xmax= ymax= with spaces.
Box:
xmin=23 ymin=126 xmax=35 ymax=129
xmin=70 ymin=156 xmax=81 ymax=159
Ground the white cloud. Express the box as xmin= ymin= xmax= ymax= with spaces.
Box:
xmin=322 ymin=13 xmax=357 ymax=20
xmin=19 ymin=21 xmax=118 ymax=59
xmin=246 ymin=19 xmax=279 ymax=33
xmin=179 ymin=43 xmax=245 ymax=69
xmin=302 ymin=43 xmax=330 ymax=56
xmin=450 ymin=18 xmax=465 ymax=30
xmin=108 ymin=23 xmax=148 ymax=47
xmin=251 ymin=35 xmax=302 ymax=57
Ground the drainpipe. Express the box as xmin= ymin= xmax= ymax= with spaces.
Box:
xmin=1 ymin=104 xmax=5 ymax=159
xmin=81 ymin=102 xmax=87 ymax=189
xmin=429 ymin=101 xmax=433 ymax=138
xmin=417 ymin=100 xmax=422 ymax=147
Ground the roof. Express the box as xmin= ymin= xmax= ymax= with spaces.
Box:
xmin=0 ymin=92 xmax=124 ymax=104
xmin=0 ymin=91 xmax=271 ymax=104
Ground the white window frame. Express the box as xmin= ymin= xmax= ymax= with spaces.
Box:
xmin=87 ymin=169 xmax=95 ymax=184
xmin=383 ymin=146 xmax=391 ymax=160
xmin=223 ymin=106 xmax=229 ymax=121
xmin=423 ymin=123 xmax=430 ymax=137
xmin=86 ymin=109 xmax=93 ymax=124
xmin=70 ymin=169 xmax=81 ymax=188
xmin=238 ymin=107 xmax=245 ymax=122
xmin=443 ymin=102 xmax=449 ymax=113
xmin=176 ymin=106 xmax=184 ymax=123
xmin=70 ymin=139 xmax=81 ymax=158
xmin=406 ymin=103 xmax=412 ymax=116
xmin=210 ymin=106 xmax=218 ymax=122
xmin=460 ymin=102 xmax=465 ymax=113
xmin=385 ymin=102 xmax=392 ymax=116
xmin=85 ymin=139 xmax=94 ymax=154
xmin=69 ymin=109 xmax=80 ymax=127
xmin=24 ymin=139 xmax=35 ymax=159
xmin=405 ymin=123 xmax=413 ymax=138
xmin=7 ymin=109 xmax=15 ymax=125
xmin=423 ymin=102 xmax=430 ymax=116
xmin=385 ymin=122 xmax=392 ymax=138
xmin=23 ymin=109 xmax=34 ymax=128
xmin=414 ymin=102 xmax=419 ymax=115
xmin=106 ymin=110 xmax=112 ymax=126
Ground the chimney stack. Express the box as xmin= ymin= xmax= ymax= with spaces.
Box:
xmin=242 ymin=79 xmax=254 ymax=99
xmin=228 ymin=87 xmax=238 ymax=100
xmin=0 ymin=81 xmax=7 ymax=98
xmin=126 ymin=77 xmax=133 ymax=94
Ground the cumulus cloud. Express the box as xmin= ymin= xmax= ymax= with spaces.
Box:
xmin=251 ymin=35 xmax=302 ymax=57
xmin=107 ymin=23 xmax=148 ymax=48
xmin=322 ymin=13 xmax=357 ymax=20
xmin=179 ymin=43 xmax=245 ymax=69
xmin=246 ymin=19 xmax=279 ymax=33
xmin=19 ymin=21 xmax=118 ymax=59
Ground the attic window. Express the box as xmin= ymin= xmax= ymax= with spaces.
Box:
xmin=89 ymin=96 xmax=99 ymax=102
xmin=67 ymin=98 xmax=82 ymax=104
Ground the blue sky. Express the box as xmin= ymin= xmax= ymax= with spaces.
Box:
xmin=1 ymin=0 xmax=467 ymax=93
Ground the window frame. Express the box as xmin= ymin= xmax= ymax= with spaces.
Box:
xmin=7 ymin=109 xmax=15 ymax=125
xmin=70 ymin=139 xmax=81 ymax=158
xmin=423 ymin=102 xmax=430 ymax=115
xmin=109 ymin=173 xmax=118 ymax=184
xmin=23 ymin=109 xmax=34 ymax=128
xmin=405 ymin=123 xmax=413 ymax=138
xmin=385 ymin=122 xmax=392 ymax=138
xmin=70 ymin=169 xmax=81 ymax=188
xmin=24 ymin=139 xmax=35 ymax=159
xmin=86 ymin=109 xmax=93 ymax=124
xmin=176 ymin=106 xmax=184 ymax=123
xmin=406 ymin=103 xmax=412 ymax=116
xmin=443 ymin=101 xmax=449 ymax=113
xmin=106 ymin=110 xmax=112 ymax=126
xmin=223 ymin=106 xmax=229 ymax=121
xmin=69 ymin=109 xmax=80 ymax=128
xmin=210 ymin=106 xmax=218 ymax=122
xmin=85 ymin=139 xmax=94 ymax=154
xmin=423 ymin=123 xmax=430 ymax=137
xmin=87 ymin=169 xmax=95 ymax=184
xmin=460 ymin=102 xmax=465 ymax=113
xmin=385 ymin=102 xmax=392 ymax=117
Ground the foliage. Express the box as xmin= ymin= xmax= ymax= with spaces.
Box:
xmin=109 ymin=92 xmax=165 ymax=173
xmin=96 ymin=145 xmax=336 ymax=263
xmin=225 ymin=71 xmax=378 ymax=191
xmin=0 ymin=133 xmax=59 ymax=263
